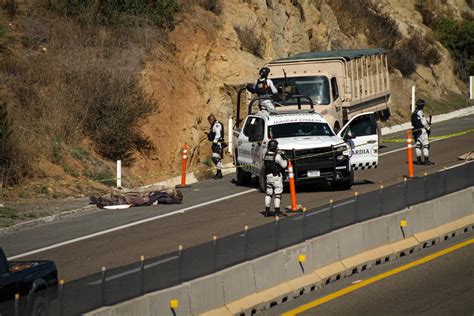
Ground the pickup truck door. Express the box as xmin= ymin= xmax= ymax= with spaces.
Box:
xmin=338 ymin=112 xmax=378 ymax=170
xmin=248 ymin=118 xmax=266 ymax=172
xmin=237 ymin=116 xmax=258 ymax=172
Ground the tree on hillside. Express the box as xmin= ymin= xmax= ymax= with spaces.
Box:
xmin=0 ymin=101 xmax=13 ymax=188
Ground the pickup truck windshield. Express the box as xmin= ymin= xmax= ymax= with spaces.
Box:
xmin=272 ymin=76 xmax=330 ymax=105
xmin=269 ymin=122 xmax=334 ymax=138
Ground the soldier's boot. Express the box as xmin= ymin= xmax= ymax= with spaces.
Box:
xmin=416 ymin=157 xmax=423 ymax=165
xmin=213 ymin=170 xmax=223 ymax=179
xmin=265 ymin=207 xmax=271 ymax=217
xmin=424 ymin=157 xmax=435 ymax=165
xmin=274 ymin=207 xmax=286 ymax=217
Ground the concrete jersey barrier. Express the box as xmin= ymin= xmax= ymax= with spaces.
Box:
xmin=86 ymin=187 xmax=474 ymax=316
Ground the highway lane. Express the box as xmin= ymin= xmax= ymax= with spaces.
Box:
xmin=268 ymin=232 xmax=474 ymax=316
xmin=1 ymin=114 xmax=473 ymax=281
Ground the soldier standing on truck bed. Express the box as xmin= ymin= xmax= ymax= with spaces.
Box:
xmin=207 ymin=114 xmax=225 ymax=179
xmin=263 ymin=139 xmax=288 ymax=217
xmin=254 ymin=67 xmax=278 ymax=112
xmin=411 ymin=99 xmax=434 ymax=165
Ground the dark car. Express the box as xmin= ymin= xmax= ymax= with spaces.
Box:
xmin=0 ymin=247 xmax=58 ymax=315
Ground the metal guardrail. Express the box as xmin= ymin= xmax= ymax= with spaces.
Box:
xmin=2 ymin=162 xmax=473 ymax=315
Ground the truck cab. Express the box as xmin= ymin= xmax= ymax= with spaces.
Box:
xmin=0 ymin=248 xmax=58 ymax=315
xmin=264 ymin=48 xmax=391 ymax=133
xmin=233 ymin=95 xmax=379 ymax=190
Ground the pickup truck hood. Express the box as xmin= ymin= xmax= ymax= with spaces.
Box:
xmin=276 ymin=136 xmax=344 ymax=150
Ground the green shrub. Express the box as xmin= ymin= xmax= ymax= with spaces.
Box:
xmin=73 ymin=67 xmax=156 ymax=166
xmin=327 ymin=0 xmax=400 ymax=50
xmin=234 ymin=25 xmax=263 ymax=58
xmin=40 ymin=0 xmax=180 ymax=27
xmin=435 ymin=18 xmax=474 ymax=80
xmin=0 ymin=101 xmax=13 ymax=186
xmin=390 ymin=32 xmax=441 ymax=77
xmin=196 ymin=0 xmax=222 ymax=15
xmin=84 ymin=167 xmax=115 ymax=186
xmin=390 ymin=47 xmax=417 ymax=77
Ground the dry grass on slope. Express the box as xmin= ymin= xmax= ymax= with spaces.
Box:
xmin=0 ymin=4 xmax=165 ymax=192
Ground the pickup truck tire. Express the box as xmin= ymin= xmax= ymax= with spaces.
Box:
xmin=28 ymin=294 xmax=48 ymax=316
xmin=236 ymin=166 xmax=252 ymax=186
xmin=332 ymin=169 xmax=354 ymax=191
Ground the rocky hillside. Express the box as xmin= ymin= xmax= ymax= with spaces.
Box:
xmin=0 ymin=0 xmax=472 ymax=198
xmin=139 ymin=0 xmax=472 ymax=180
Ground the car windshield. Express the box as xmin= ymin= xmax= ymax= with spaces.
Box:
xmin=268 ymin=122 xmax=334 ymax=138
xmin=272 ymin=76 xmax=330 ymax=105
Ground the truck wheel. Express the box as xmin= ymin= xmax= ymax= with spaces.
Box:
xmin=236 ymin=165 xmax=252 ymax=186
xmin=29 ymin=295 xmax=48 ymax=316
xmin=332 ymin=170 xmax=354 ymax=191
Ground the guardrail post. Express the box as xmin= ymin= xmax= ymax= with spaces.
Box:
xmin=443 ymin=167 xmax=448 ymax=194
xmin=176 ymin=145 xmax=191 ymax=189
xmin=302 ymin=208 xmax=307 ymax=239
xmin=58 ymin=279 xmax=64 ymax=316
xmin=178 ymin=245 xmax=183 ymax=283
xmin=116 ymin=160 xmax=122 ymax=188
xmin=101 ymin=266 xmax=106 ymax=306
xmin=423 ymin=172 xmax=428 ymax=201
xmin=140 ymin=256 xmax=145 ymax=295
xmin=403 ymin=177 xmax=408 ymax=208
xmin=329 ymin=199 xmax=334 ymax=229
xmin=212 ymin=236 xmax=217 ymax=272
xmin=379 ymin=185 xmax=384 ymax=215
xmin=243 ymin=225 xmax=249 ymax=260
xmin=406 ymin=130 xmax=414 ymax=178
xmin=228 ymin=116 xmax=233 ymax=155
xmin=470 ymin=75 xmax=473 ymax=100
xmin=354 ymin=192 xmax=359 ymax=220
xmin=14 ymin=293 xmax=19 ymax=316
xmin=275 ymin=216 xmax=280 ymax=250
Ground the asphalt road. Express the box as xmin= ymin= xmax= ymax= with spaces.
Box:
xmin=1 ymin=114 xmax=474 ymax=281
xmin=267 ymin=232 xmax=474 ymax=316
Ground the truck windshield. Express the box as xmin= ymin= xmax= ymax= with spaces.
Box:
xmin=268 ymin=122 xmax=334 ymax=138
xmin=272 ymin=76 xmax=330 ymax=105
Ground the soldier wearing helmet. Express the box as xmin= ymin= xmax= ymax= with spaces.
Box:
xmin=411 ymin=99 xmax=434 ymax=165
xmin=207 ymin=114 xmax=225 ymax=179
xmin=254 ymin=67 xmax=278 ymax=112
xmin=263 ymin=139 xmax=288 ymax=217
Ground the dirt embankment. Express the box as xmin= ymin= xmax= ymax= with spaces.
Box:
xmin=0 ymin=0 xmax=472 ymax=201
xmin=136 ymin=0 xmax=471 ymax=179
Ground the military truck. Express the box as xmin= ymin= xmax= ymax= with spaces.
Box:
xmin=262 ymin=48 xmax=391 ymax=133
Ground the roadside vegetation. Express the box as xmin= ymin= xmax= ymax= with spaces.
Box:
xmin=328 ymin=0 xmax=442 ymax=77
xmin=415 ymin=1 xmax=474 ymax=80
xmin=0 ymin=1 xmax=181 ymax=192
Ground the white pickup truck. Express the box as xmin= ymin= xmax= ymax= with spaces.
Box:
xmin=233 ymin=96 xmax=379 ymax=190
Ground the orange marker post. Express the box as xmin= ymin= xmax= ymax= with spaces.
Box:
xmin=287 ymin=161 xmax=301 ymax=212
xmin=176 ymin=144 xmax=191 ymax=188
xmin=406 ymin=130 xmax=414 ymax=178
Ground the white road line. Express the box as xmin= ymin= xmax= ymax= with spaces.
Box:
xmin=8 ymin=188 xmax=257 ymax=260
xmin=8 ymin=131 xmax=473 ymax=260
xmin=380 ymin=138 xmax=445 ymax=157
xmin=445 ymin=161 xmax=473 ymax=170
